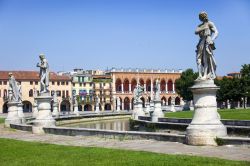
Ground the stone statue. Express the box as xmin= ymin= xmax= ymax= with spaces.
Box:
xmin=53 ymin=92 xmax=58 ymax=103
xmin=8 ymin=73 xmax=21 ymax=102
xmin=195 ymin=12 xmax=218 ymax=80
xmin=95 ymin=96 xmax=100 ymax=105
xmin=154 ymin=79 xmax=160 ymax=101
xmin=73 ymin=93 xmax=78 ymax=106
xmin=37 ymin=54 xmax=49 ymax=93
xmin=133 ymin=84 xmax=144 ymax=103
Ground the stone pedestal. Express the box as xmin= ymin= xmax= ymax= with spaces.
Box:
xmin=32 ymin=93 xmax=55 ymax=134
xmin=116 ymin=103 xmax=121 ymax=112
xmin=52 ymin=102 xmax=59 ymax=118
xmin=170 ymin=104 xmax=176 ymax=112
xmin=186 ymin=80 xmax=227 ymax=146
xmin=144 ymin=102 xmax=150 ymax=115
xmin=133 ymin=101 xmax=145 ymax=120
xmin=73 ymin=104 xmax=80 ymax=116
xmin=151 ymin=100 xmax=164 ymax=122
xmin=95 ymin=104 xmax=100 ymax=114
xmin=5 ymin=102 xmax=21 ymax=127
xmin=17 ymin=103 xmax=25 ymax=123
xmin=32 ymin=101 xmax=38 ymax=118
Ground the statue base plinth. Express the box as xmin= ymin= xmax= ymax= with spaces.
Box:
xmin=132 ymin=101 xmax=145 ymax=120
xmin=32 ymin=95 xmax=55 ymax=134
xmin=186 ymin=80 xmax=227 ymax=146
xmin=52 ymin=103 xmax=59 ymax=118
xmin=17 ymin=103 xmax=25 ymax=123
xmin=151 ymin=100 xmax=164 ymax=122
xmin=73 ymin=105 xmax=80 ymax=116
xmin=5 ymin=102 xmax=21 ymax=127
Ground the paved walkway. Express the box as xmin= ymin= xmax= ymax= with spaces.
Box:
xmin=0 ymin=124 xmax=250 ymax=162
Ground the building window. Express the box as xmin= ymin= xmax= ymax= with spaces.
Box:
xmin=30 ymin=81 xmax=33 ymax=85
xmin=57 ymin=81 xmax=60 ymax=86
xmin=83 ymin=83 xmax=86 ymax=87
xmin=62 ymin=81 xmax=65 ymax=85
xmin=29 ymin=89 xmax=33 ymax=97
xmin=51 ymin=90 xmax=55 ymax=96
xmin=56 ymin=90 xmax=61 ymax=97
xmin=66 ymin=90 xmax=69 ymax=97
xmin=0 ymin=81 xmax=2 ymax=85
xmin=104 ymin=83 xmax=106 ymax=86
xmin=80 ymin=83 xmax=82 ymax=87
xmin=90 ymin=83 xmax=92 ymax=86
xmin=52 ymin=81 xmax=55 ymax=85
xmin=4 ymin=81 xmax=7 ymax=85
xmin=4 ymin=89 xmax=7 ymax=98
xmin=0 ymin=90 xmax=1 ymax=97
xmin=35 ymin=81 xmax=38 ymax=85
xmin=66 ymin=81 xmax=68 ymax=85
xmin=73 ymin=83 xmax=75 ymax=87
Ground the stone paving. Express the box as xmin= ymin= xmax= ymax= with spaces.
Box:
xmin=0 ymin=125 xmax=250 ymax=161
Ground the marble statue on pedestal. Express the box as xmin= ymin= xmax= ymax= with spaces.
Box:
xmin=5 ymin=73 xmax=22 ymax=127
xmin=186 ymin=12 xmax=227 ymax=145
xmin=195 ymin=11 xmax=218 ymax=80
xmin=132 ymin=83 xmax=145 ymax=120
xmin=151 ymin=79 xmax=164 ymax=122
xmin=73 ymin=92 xmax=79 ymax=116
xmin=36 ymin=54 xmax=49 ymax=93
xmin=32 ymin=54 xmax=55 ymax=134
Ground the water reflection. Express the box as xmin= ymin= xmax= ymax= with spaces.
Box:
xmin=65 ymin=118 xmax=130 ymax=131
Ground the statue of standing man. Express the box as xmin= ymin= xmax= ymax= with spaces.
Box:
xmin=37 ymin=54 xmax=49 ymax=93
xmin=8 ymin=73 xmax=21 ymax=102
xmin=195 ymin=12 xmax=218 ymax=80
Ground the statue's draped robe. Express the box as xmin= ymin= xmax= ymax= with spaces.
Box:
xmin=40 ymin=59 xmax=49 ymax=92
xmin=8 ymin=77 xmax=20 ymax=102
xmin=196 ymin=22 xmax=216 ymax=79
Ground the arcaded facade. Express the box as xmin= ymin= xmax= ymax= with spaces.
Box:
xmin=109 ymin=68 xmax=182 ymax=110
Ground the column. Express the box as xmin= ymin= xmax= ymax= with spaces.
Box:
xmin=144 ymin=83 xmax=146 ymax=92
xmin=173 ymin=82 xmax=175 ymax=93
xmin=166 ymin=83 xmax=168 ymax=93
xmin=150 ymin=78 xmax=153 ymax=99
xmin=129 ymin=83 xmax=131 ymax=92
xmin=129 ymin=102 xmax=132 ymax=110
xmin=121 ymin=83 xmax=124 ymax=93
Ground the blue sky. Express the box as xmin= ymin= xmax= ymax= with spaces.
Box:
xmin=0 ymin=0 xmax=249 ymax=75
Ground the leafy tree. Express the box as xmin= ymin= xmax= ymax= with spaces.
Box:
xmin=175 ymin=69 xmax=198 ymax=101
xmin=240 ymin=64 xmax=250 ymax=108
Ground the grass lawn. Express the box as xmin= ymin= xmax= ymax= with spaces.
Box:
xmin=166 ymin=109 xmax=250 ymax=120
xmin=0 ymin=118 xmax=5 ymax=124
xmin=0 ymin=138 xmax=249 ymax=166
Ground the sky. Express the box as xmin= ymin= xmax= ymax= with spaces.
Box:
xmin=0 ymin=0 xmax=249 ymax=75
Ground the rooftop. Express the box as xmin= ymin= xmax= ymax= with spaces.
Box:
xmin=0 ymin=71 xmax=71 ymax=81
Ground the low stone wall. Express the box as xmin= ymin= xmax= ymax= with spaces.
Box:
xmin=43 ymin=126 xmax=186 ymax=143
xmin=137 ymin=117 xmax=250 ymax=136
xmin=10 ymin=123 xmax=32 ymax=132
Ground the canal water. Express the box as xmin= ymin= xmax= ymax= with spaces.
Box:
xmin=64 ymin=118 xmax=130 ymax=131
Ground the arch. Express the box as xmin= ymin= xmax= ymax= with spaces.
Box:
xmin=2 ymin=101 xmax=8 ymax=113
xmin=60 ymin=100 xmax=71 ymax=112
xmin=161 ymin=96 xmax=167 ymax=106
xmin=175 ymin=97 xmax=181 ymax=105
xmin=84 ymin=104 xmax=92 ymax=111
xmin=105 ymin=103 xmax=111 ymax=110
xmin=22 ymin=100 xmax=32 ymax=113
xmin=140 ymin=97 xmax=145 ymax=107
xmin=123 ymin=78 xmax=129 ymax=92
xmin=131 ymin=78 xmax=137 ymax=92
xmin=146 ymin=79 xmax=151 ymax=92
xmin=78 ymin=105 xmax=82 ymax=111
xmin=139 ymin=78 xmax=144 ymax=86
xmin=160 ymin=79 xmax=166 ymax=92
xmin=167 ymin=79 xmax=173 ymax=92
xmin=168 ymin=97 xmax=172 ymax=105
xmin=124 ymin=97 xmax=130 ymax=110
xmin=115 ymin=78 xmax=122 ymax=92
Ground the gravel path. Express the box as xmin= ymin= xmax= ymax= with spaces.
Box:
xmin=0 ymin=124 xmax=250 ymax=161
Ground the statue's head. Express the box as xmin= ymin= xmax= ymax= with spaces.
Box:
xmin=199 ymin=11 xmax=208 ymax=22
xmin=8 ymin=72 xmax=13 ymax=78
xmin=39 ymin=54 xmax=45 ymax=60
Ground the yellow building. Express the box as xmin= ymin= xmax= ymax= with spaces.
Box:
xmin=0 ymin=71 xmax=72 ymax=113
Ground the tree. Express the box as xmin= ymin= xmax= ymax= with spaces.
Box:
xmin=240 ymin=64 xmax=250 ymax=108
xmin=175 ymin=69 xmax=198 ymax=101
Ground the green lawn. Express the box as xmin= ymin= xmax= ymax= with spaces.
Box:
xmin=0 ymin=138 xmax=249 ymax=166
xmin=166 ymin=109 xmax=250 ymax=120
xmin=0 ymin=118 xmax=5 ymax=124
